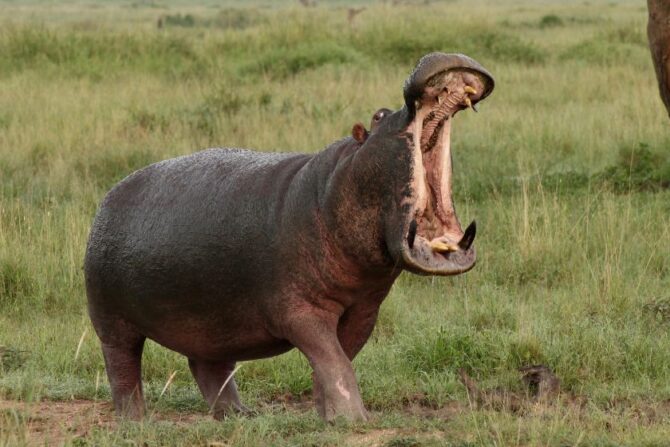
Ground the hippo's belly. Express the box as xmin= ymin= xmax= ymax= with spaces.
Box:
xmin=84 ymin=148 xmax=310 ymax=361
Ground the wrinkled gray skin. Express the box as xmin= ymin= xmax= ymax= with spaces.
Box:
xmin=648 ymin=0 xmax=670 ymax=118
xmin=85 ymin=52 xmax=494 ymax=422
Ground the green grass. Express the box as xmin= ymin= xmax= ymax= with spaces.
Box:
xmin=1 ymin=0 xmax=670 ymax=445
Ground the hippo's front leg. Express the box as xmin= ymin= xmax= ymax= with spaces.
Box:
xmin=285 ymin=310 xmax=368 ymax=422
xmin=311 ymin=303 xmax=381 ymax=418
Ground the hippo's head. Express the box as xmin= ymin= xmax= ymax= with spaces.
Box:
xmin=353 ymin=53 xmax=494 ymax=276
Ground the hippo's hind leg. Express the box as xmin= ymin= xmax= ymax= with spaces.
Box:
xmin=187 ymin=359 xmax=250 ymax=419
xmin=100 ymin=335 xmax=146 ymax=420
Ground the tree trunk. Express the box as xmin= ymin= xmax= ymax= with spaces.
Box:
xmin=648 ymin=0 xmax=670 ymax=118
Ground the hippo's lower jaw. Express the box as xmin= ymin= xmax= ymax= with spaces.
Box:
xmin=400 ymin=56 xmax=493 ymax=275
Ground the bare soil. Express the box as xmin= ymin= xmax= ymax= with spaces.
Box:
xmin=0 ymin=399 xmax=209 ymax=445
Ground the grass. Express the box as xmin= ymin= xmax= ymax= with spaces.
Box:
xmin=1 ymin=0 xmax=669 ymax=445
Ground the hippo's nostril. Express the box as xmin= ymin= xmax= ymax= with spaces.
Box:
xmin=458 ymin=220 xmax=477 ymax=251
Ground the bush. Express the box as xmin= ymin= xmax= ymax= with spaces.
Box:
xmin=0 ymin=27 xmax=204 ymax=78
xmin=357 ymin=27 xmax=545 ymax=66
xmin=163 ymin=14 xmax=196 ymax=28
xmin=539 ymin=14 xmax=564 ymax=28
xmin=213 ymin=8 xmax=267 ymax=30
xmin=0 ymin=257 xmax=33 ymax=306
xmin=405 ymin=327 xmax=502 ymax=374
xmin=242 ymin=42 xmax=363 ymax=79
xmin=596 ymin=143 xmax=670 ymax=192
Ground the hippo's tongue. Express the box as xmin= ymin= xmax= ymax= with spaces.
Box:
xmin=411 ymin=69 xmax=488 ymax=252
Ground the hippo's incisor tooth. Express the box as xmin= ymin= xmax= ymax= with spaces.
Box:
xmin=464 ymin=86 xmax=477 ymax=95
xmin=430 ymin=240 xmax=459 ymax=253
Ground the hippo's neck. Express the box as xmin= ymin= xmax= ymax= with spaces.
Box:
xmin=276 ymin=137 xmax=401 ymax=306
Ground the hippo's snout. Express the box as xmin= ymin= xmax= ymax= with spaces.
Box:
xmin=397 ymin=53 xmax=494 ymax=276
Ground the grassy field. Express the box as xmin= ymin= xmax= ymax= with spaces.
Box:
xmin=1 ymin=0 xmax=669 ymax=445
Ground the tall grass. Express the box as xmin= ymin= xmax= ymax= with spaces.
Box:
xmin=1 ymin=0 xmax=669 ymax=445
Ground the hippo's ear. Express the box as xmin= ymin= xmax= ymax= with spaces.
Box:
xmin=351 ymin=123 xmax=369 ymax=144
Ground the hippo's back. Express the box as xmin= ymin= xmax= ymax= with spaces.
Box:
xmin=84 ymin=148 xmax=310 ymax=346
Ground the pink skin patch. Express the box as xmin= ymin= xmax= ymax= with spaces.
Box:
xmin=336 ymin=378 xmax=351 ymax=401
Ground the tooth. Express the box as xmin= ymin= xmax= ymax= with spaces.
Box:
xmin=464 ymin=97 xmax=473 ymax=109
xmin=472 ymin=103 xmax=479 ymax=113
xmin=430 ymin=240 xmax=459 ymax=253
xmin=437 ymin=95 xmax=443 ymax=105
xmin=458 ymin=220 xmax=477 ymax=251
xmin=464 ymin=86 xmax=477 ymax=95
xmin=407 ymin=219 xmax=417 ymax=249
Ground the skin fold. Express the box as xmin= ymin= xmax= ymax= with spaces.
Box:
xmin=648 ymin=0 xmax=670 ymax=117
xmin=84 ymin=52 xmax=494 ymax=422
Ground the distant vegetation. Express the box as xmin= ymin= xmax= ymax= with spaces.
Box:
xmin=0 ymin=0 xmax=669 ymax=445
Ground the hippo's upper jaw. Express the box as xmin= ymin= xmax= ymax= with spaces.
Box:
xmin=398 ymin=53 xmax=494 ymax=276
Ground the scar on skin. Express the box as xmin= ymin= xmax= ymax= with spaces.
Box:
xmin=336 ymin=378 xmax=351 ymax=400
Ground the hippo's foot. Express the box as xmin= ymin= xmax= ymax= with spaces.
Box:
xmin=321 ymin=391 xmax=368 ymax=423
xmin=101 ymin=338 xmax=147 ymax=420
xmin=188 ymin=359 xmax=250 ymax=420
xmin=312 ymin=372 xmax=368 ymax=422
xmin=314 ymin=373 xmax=368 ymax=423
xmin=212 ymin=400 xmax=255 ymax=420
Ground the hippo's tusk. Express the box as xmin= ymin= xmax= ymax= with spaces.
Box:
xmin=458 ymin=221 xmax=477 ymax=251
xmin=464 ymin=86 xmax=477 ymax=95
xmin=430 ymin=240 xmax=460 ymax=253
xmin=472 ymin=102 xmax=479 ymax=113
xmin=407 ymin=219 xmax=417 ymax=249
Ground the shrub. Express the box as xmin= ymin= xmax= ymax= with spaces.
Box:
xmin=539 ymin=14 xmax=564 ymax=28
xmin=596 ymin=143 xmax=670 ymax=192
xmin=163 ymin=14 xmax=196 ymax=28
xmin=242 ymin=42 xmax=363 ymax=79
xmin=0 ymin=257 xmax=33 ymax=306
xmin=405 ymin=327 xmax=502 ymax=374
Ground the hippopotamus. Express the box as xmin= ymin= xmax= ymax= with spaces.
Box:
xmin=648 ymin=0 xmax=670 ymax=118
xmin=84 ymin=52 xmax=495 ymax=422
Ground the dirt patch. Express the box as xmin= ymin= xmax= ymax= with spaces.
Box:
xmin=0 ymin=399 xmax=115 ymax=445
xmin=0 ymin=399 xmax=210 ymax=445
xmin=344 ymin=428 xmax=447 ymax=447
xmin=345 ymin=429 xmax=400 ymax=447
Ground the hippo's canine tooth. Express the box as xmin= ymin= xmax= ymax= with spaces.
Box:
xmin=407 ymin=219 xmax=417 ymax=249
xmin=458 ymin=221 xmax=477 ymax=251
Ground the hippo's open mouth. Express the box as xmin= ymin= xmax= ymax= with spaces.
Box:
xmin=401 ymin=54 xmax=494 ymax=275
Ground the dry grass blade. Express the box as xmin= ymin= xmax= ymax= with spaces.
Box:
xmin=74 ymin=328 xmax=88 ymax=362
xmin=159 ymin=371 xmax=178 ymax=399
xmin=209 ymin=365 xmax=243 ymax=415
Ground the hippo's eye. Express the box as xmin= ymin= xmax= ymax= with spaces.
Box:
xmin=373 ymin=111 xmax=385 ymax=122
